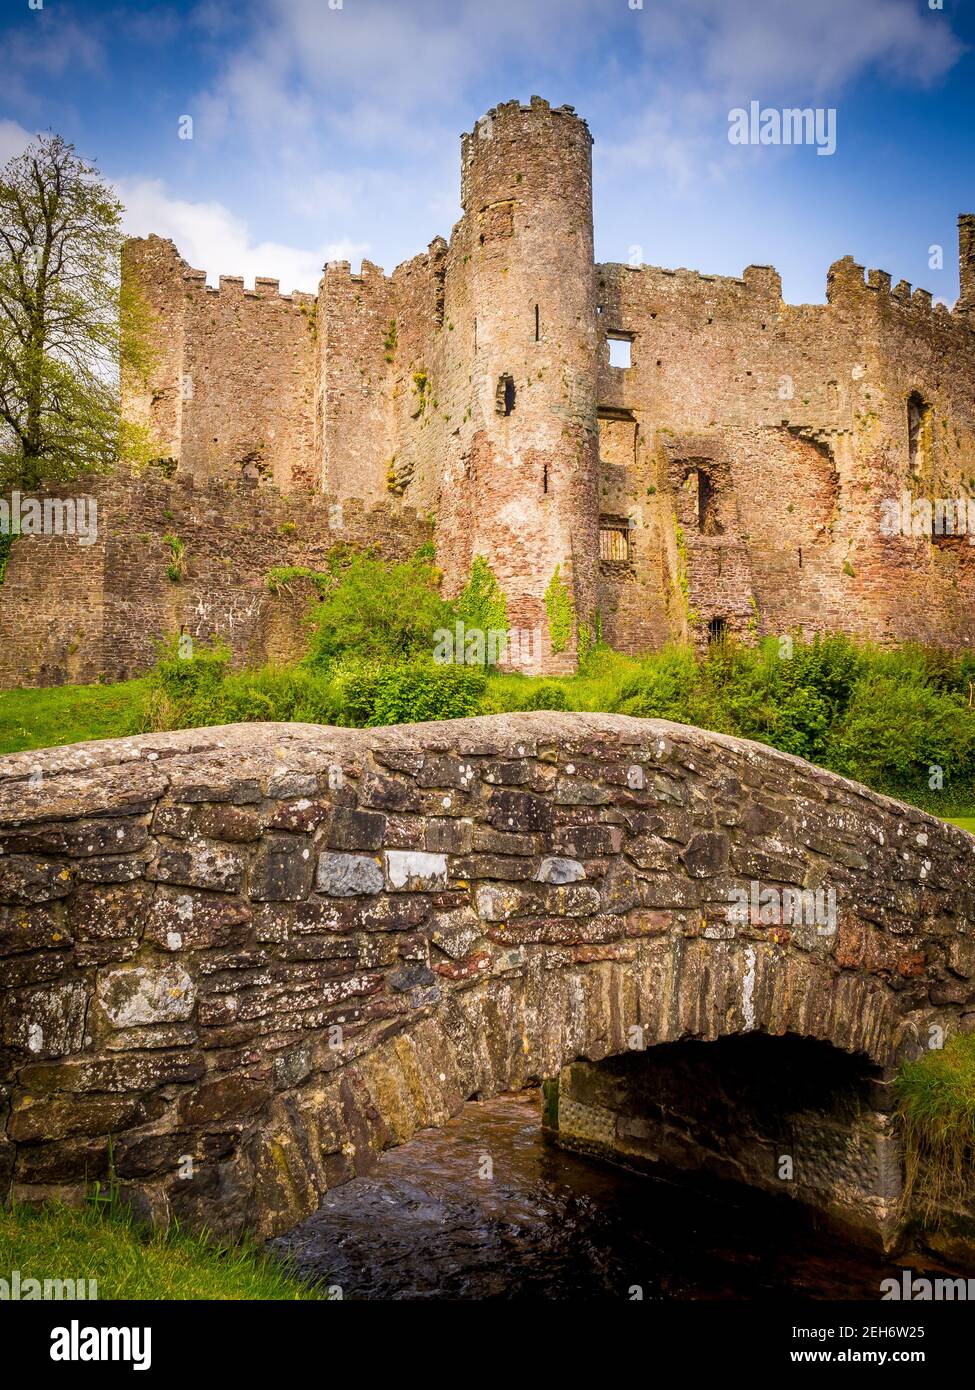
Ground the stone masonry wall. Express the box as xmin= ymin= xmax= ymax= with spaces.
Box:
xmin=594 ymin=249 xmax=975 ymax=652
xmin=123 ymin=237 xmax=318 ymax=492
xmin=113 ymin=103 xmax=975 ymax=672
xmin=1 ymin=712 xmax=973 ymax=1239
xmin=0 ymin=473 xmax=429 ymax=687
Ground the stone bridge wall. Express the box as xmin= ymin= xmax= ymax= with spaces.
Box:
xmin=1 ymin=713 xmax=973 ymax=1238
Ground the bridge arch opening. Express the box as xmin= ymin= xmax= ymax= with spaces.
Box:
xmin=544 ymin=1032 xmax=899 ymax=1248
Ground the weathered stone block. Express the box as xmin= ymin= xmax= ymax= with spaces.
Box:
xmin=151 ymin=838 xmax=245 ymax=893
xmin=2 ymin=983 xmax=88 ymax=1058
xmin=315 ymin=852 xmax=384 ymax=896
xmin=0 ymin=856 xmax=74 ymax=905
xmin=326 ymin=808 xmax=386 ymax=851
xmin=146 ymin=891 xmax=251 ymax=951
xmin=2 ymin=818 xmax=148 ymax=857
xmin=488 ymin=790 xmax=552 ymax=833
xmin=536 ymin=856 xmax=585 ymax=884
xmin=681 ymin=831 xmax=730 ymax=877
xmin=475 ymin=882 xmax=539 ymax=921
xmin=384 ymin=850 xmax=448 ymax=892
xmin=97 ymin=964 xmax=196 ymax=1028
xmin=250 ymin=836 xmax=315 ymax=901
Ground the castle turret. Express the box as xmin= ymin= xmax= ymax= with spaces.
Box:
xmin=440 ymin=97 xmax=601 ymax=672
xmin=958 ymin=214 xmax=975 ymax=319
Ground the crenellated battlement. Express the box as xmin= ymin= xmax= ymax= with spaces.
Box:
xmin=460 ymin=93 xmax=591 ymax=146
xmin=180 ymin=264 xmax=316 ymax=308
xmin=113 ymin=100 xmax=975 ymax=677
xmin=827 ymin=254 xmax=974 ymax=339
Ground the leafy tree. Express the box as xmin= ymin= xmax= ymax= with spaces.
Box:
xmin=0 ymin=133 xmax=154 ymax=489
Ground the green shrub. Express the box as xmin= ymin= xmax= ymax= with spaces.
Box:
xmin=304 ymin=550 xmax=451 ymax=670
xmin=524 ymin=682 xmax=569 ymax=711
xmin=613 ymin=644 xmax=701 ymax=723
xmin=142 ymin=633 xmax=231 ymax=729
xmin=826 ymin=674 xmax=975 ymax=789
xmin=344 ymin=659 xmax=487 ymax=727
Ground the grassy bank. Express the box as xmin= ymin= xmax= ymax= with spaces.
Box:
xmin=894 ymin=1033 xmax=975 ymax=1224
xmin=1 ymin=549 xmax=974 ymax=819
xmin=0 ymin=1197 xmax=324 ymax=1301
xmin=0 ymin=678 xmax=146 ymax=754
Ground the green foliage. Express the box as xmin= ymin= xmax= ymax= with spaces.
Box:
xmin=304 ymin=549 xmax=451 ymax=670
xmin=342 ymin=659 xmax=487 ymax=727
xmin=577 ymin=609 xmax=603 ymax=667
xmin=613 ymin=644 xmax=704 ymax=724
xmin=0 ymin=1195 xmax=324 ymax=1301
xmin=142 ymin=632 xmax=231 ymax=729
xmin=827 ymin=674 xmax=975 ymax=789
xmin=410 ymin=368 xmax=429 ymax=419
xmin=454 ymin=554 xmax=508 ymax=659
xmin=544 ymin=565 xmax=574 ymax=654
xmin=673 ymin=520 xmax=689 ymax=599
xmin=0 ymin=133 xmax=156 ymax=488
xmin=895 ymin=1034 xmax=975 ymax=1224
xmin=163 ymin=532 xmax=186 ymax=582
xmin=523 ymin=682 xmax=569 ymax=711
xmin=0 ymin=526 xmax=17 ymax=585
xmin=266 ymin=564 xmax=330 ymax=594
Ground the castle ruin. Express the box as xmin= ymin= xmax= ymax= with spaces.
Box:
xmin=2 ymin=96 xmax=974 ymax=684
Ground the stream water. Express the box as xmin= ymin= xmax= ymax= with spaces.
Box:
xmin=274 ymin=1089 xmax=920 ymax=1301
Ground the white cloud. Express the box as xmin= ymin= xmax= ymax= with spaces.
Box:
xmin=118 ymin=178 xmax=368 ymax=294
xmin=194 ymin=0 xmax=596 ymax=155
xmin=598 ymin=0 xmax=963 ymax=191
xmin=687 ymin=0 xmax=963 ymax=95
xmin=0 ymin=119 xmax=34 ymax=167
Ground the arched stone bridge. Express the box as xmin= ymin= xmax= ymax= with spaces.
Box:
xmin=1 ymin=713 xmax=973 ymax=1239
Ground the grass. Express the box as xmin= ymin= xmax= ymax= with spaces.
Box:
xmin=0 ymin=1195 xmax=325 ymax=1301
xmin=894 ymin=1034 xmax=975 ymax=1224
xmin=0 ymin=678 xmax=147 ymax=754
xmin=0 ymin=649 xmax=972 ymax=827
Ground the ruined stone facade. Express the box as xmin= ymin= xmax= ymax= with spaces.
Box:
xmin=113 ymin=97 xmax=975 ymax=675
xmin=0 ymin=475 xmax=429 ymax=688
xmin=1 ymin=712 xmax=974 ymax=1248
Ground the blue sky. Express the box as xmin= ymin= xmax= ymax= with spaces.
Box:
xmin=1 ymin=0 xmax=972 ymax=303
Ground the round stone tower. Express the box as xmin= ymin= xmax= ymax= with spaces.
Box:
xmin=446 ymin=96 xmax=601 ymax=673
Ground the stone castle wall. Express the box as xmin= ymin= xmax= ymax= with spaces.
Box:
xmin=122 ymin=238 xmax=318 ymax=492
xmin=0 ymin=712 xmax=972 ymax=1240
xmin=2 ymin=97 xmax=974 ymax=687
xmin=111 ymin=97 xmax=975 ymax=678
xmin=0 ymin=473 xmax=429 ymax=688
xmin=593 ymin=253 xmax=975 ymax=652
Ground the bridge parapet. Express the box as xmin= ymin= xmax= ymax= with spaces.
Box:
xmin=0 ymin=713 xmax=972 ymax=1237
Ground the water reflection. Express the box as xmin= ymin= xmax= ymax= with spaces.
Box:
xmin=273 ymin=1090 xmax=932 ymax=1301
